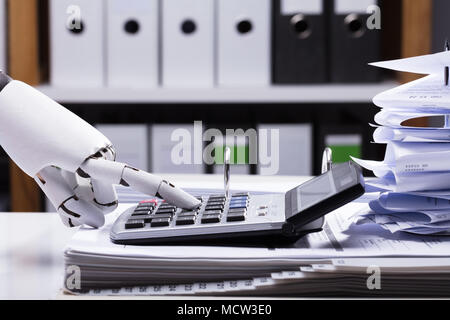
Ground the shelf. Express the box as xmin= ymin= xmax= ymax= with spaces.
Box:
xmin=34 ymin=82 xmax=398 ymax=104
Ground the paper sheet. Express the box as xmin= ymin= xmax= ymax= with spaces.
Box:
xmin=372 ymin=74 xmax=450 ymax=111
xmin=374 ymin=109 xmax=448 ymax=129
xmin=373 ymin=127 xmax=450 ymax=143
xmin=353 ymin=142 xmax=450 ymax=192
xmin=370 ymin=51 xmax=450 ymax=76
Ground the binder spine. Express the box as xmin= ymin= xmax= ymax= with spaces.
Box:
xmin=329 ymin=0 xmax=381 ymax=83
xmin=272 ymin=0 xmax=328 ymax=84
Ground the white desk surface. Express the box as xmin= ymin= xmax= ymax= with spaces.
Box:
xmin=0 ymin=174 xmax=308 ymax=299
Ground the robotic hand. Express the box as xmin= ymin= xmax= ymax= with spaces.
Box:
xmin=0 ymin=72 xmax=201 ymax=228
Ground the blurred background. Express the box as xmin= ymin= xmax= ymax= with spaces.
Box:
xmin=0 ymin=0 xmax=447 ymax=212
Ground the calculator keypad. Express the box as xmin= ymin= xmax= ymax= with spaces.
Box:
xmin=124 ymin=193 xmax=250 ymax=230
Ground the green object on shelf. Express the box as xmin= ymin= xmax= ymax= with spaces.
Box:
xmin=328 ymin=145 xmax=361 ymax=163
xmin=326 ymin=134 xmax=362 ymax=164
xmin=215 ymin=145 xmax=249 ymax=165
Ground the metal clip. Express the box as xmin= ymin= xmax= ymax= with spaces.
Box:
xmin=445 ymin=39 xmax=449 ymax=86
xmin=321 ymin=147 xmax=333 ymax=174
xmin=224 ymin=147 xmax=231 ymax=198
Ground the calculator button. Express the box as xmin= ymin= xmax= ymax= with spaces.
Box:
xmin=209 ymin=195 xmax=226 ymax=201
xmin=208 ymin=200 xmax=226 ymax=205
xmin=201 ymin=214 xmax=221 ymax=224
xmin=205 ymin=204 xmax=224 ymax=211
xmin=125 ymin=219 xmax=145 ymax=229
xmin=227 ymin=212 xmax=246 ymax=222
xmin=178 ymin=211 xmax=198 ymax=217
xmin=137 ymin=202 xmax=156 ymax=208
xmin=139 ymin=199 xmax=158 ymax=204
xmin=207 ymin=202 xmax=225 ymax=208
xmin=155 ymin=208 xmax=176 ymax=214
xmin=229 ymin=200 xmax=248 ymax=205
xmin=134 ymin=206 xmax=154 ymax=211
xmin=135 ymin=206 xmax=155 ymax=212
xmin=257 ymin=209 xmax=267 ymax=216
xmin=131 ymin=210 xmax=152 ymax=216
xmin=232 ymin=192 xmax=249 ymax=197
xmin=158 ymin=205 xmax=176 ymax=210
xmin=228 ymin=208 xmax=246 ymax=213
xmin=129 ymin=215 xmax=153 ymax=223
xmin=150 ymin=213 xmax=172 ymax=219
xmin=230 ymin=196 xmax=248 ymax=201
xmin=151 ymin=217 xmax=171 ymax=227
xmin=134 ymin=205 xmax=154 ymax=211
xmin=176 ymin=216 xmax=196 ymax=225
xmin=229 ymin=203 xmax=247 ymax=209
xmin=202 ymin=209 xmax=222 ymax=215
xmin=159 ymin=203 xmax=176 ymax=207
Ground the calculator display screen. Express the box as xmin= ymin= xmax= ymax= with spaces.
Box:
xmin=284 ymin=162 xmax=361 ymax=220
xmin=285 ymin=171 xmax=336 ymax=219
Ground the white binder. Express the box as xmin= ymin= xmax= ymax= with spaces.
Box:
xmin=0 ymin=0 xmax=6 ymax=72
xmin=50 ymin=0 xmax=104 ymax=87
xmin=96 ymin=124 xmax=149 ymax=171
xmin=106 ymin=0 xmax=158 ymax=88
xmin=162 ymin=0 xmax=214 ymax=87
xmin=257 ymin=124 xmax=312 ymax=175
xmin=334 ymin=0 xmax=377 ymax=14
xmin=217 ymin=0 xmax=271 ymax=87
xmin=151 ymin=124 xmax=204 ymax=174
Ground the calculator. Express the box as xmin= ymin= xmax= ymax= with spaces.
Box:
xmin=110 ymin=161 xmax=364 ymax=245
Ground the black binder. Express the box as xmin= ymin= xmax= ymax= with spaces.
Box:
xmin=329 ymin=0 xmax=381 ymax=83
xmin=272 ymin=0 xmax=327 ymax=83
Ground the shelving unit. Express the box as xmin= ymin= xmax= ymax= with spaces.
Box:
xmin=5 ymin=0 xmax=433 ymax=212
xmin=36 ymin=82 xmax=398 ymax=104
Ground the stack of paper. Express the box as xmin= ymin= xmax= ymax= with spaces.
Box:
xmin=352 ymin=50 xmax=450 ymax=235
xmin=64 ymin=200 xmax=450 ymax=297
xmin=76 ymin=258 xmax=450 ymax=297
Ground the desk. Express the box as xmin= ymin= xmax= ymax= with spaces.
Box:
xmin=0 ymin=174 xmax=307 ymax=299
xmin=0 ymin=212 xmax=76 ymax=299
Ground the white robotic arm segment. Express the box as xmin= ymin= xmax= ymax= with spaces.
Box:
xmin=0 ymin=79 xmax=111 ymax=176
xmin=35 ymin=166 xmax=105 ymax=228
xmin=0 ymin=72 xmax=201 ymax=228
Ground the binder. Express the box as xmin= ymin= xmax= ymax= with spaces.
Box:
xmin=106 ymin=0 xmax=158 ymax=88
xmin=257 ymin=124 xmax=312 ymax=175
xmin=325 ymin=134 xmax=362 ymax=163
xmin=272 ymin=0 xmax=327 ymax=84
xmin=151 ymin=124 xmax=204 ymax=174
xmin=162 ymin=0 xmax=214 ymax=87
xmin=0 ymin=0 xmax=6 ymax=72
xmin=96 ymin=124 xmax=149 ymax=171
xmin=217 ymin=0 xmax=271 ymax=87
xmin=330 ymin=0 xmax=381 ymax=82
xmin=50 ymin=0 xmax=104 ymax=87
xmin=317 ymin=125 xmax=363 ymax=174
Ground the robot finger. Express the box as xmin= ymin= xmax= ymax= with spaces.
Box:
xmin=79 ymin=158 xmax=201 ymax=210
xmin=57 ymin=196 xmax=105 ymax=228
xmin=90 ymin=179 xmax=118 ymax=214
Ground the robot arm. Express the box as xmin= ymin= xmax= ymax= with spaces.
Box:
xmin=0 ymin=72 xmax=200 ymax=228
